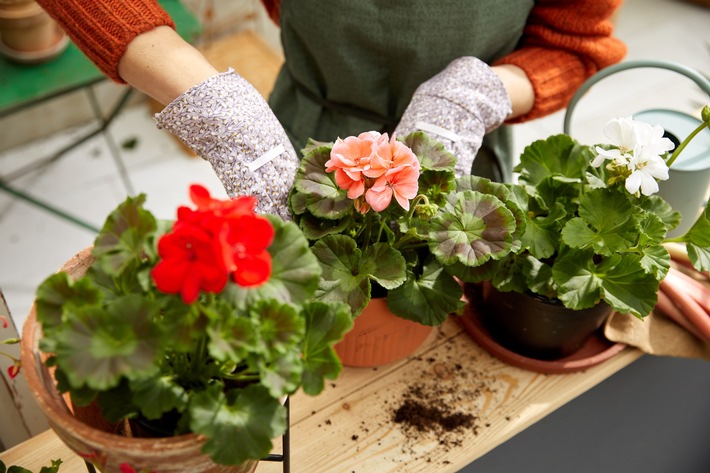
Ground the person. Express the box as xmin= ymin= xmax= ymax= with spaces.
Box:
xmin=35 ymin=0 xmax=626 ymax=219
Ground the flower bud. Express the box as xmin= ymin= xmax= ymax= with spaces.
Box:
xmin=702 ymin=105 xmax=710 ymax=125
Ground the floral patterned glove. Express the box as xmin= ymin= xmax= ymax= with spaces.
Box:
xmin=155 ymin=69 xmax=299 ymax=220
xmin=395 ymin=57 xmax=512 ymax=177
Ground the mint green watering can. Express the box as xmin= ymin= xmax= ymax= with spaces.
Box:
xmin=564 ymin=60 xmax=710 ymax=237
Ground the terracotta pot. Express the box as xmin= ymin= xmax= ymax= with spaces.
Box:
xmin=20 ymin=248 xmax=258 ymax=473
xmin=0 ymin=0 xmax=68 ymax=63
xmin=478 ymin=283 xmax=614 ymax=360
xmin=334 ymin=297 xmax=433 ymax=367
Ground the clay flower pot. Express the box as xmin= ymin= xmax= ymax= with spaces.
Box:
xmin=334 ymin=297 xmax=433 ymax=367
xmin=477 ymin=283 xmax=614 ymax=360
xmin=0 ymin=0 xmax=68 ymax=63
xmin=20 ymin=249 xmax=258 ymax=473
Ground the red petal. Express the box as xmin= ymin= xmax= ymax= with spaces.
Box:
xmin=233 ymin=251 xmax=272 ymax=287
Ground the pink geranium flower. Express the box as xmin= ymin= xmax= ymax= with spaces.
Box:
xmin=366 ymin=165 xmax=420 ymax=211
xmin=327 ymin=131 xmax=420 ymax=212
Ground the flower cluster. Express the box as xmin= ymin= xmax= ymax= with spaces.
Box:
xmin=151 ymin=185 xmax=273 ymax=303
xmin=289 ymin=131 xmax=520 ymax=325
xmin=33 ymin=186 xmax=352 ymax=467
xmin=591 ymin=116 xmax=674 ymax=196
xmin=326 ymin=131 xmax=421 ymax=213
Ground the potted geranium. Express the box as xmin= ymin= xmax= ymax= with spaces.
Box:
xmin=20 ymin=185 xmax=353 ymax=473
xmin=462 ymin=106 xmax=710 ymax=360
xmin=288 ymin=131 xmax=522 ymax=366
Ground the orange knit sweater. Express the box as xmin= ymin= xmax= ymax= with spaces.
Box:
xmin=36 ymin=0 xmax=625 ymax=123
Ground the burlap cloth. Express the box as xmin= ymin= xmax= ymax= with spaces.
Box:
xmin=604 ymin=310 xmax=710 ymax=360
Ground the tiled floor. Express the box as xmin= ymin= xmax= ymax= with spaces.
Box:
xmin=1 ymin=0 xmax=709 ymax=333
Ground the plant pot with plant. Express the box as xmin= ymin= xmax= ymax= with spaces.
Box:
xmin=288 ymin=131 xmax=523 ymax=366
xmin=461 ymin=106 xmax=710 ymax=363
xmin=20 ymin=185 xmax=353 ymax=473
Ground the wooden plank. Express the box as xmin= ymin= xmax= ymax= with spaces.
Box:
xmin=0 ymin=317 xmax=642 ymax=472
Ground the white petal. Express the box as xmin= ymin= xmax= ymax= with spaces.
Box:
xmin=625 ymin=172 xmax=642 ymax=194
xmin=638 ymin=171 xmax=660 ymax=196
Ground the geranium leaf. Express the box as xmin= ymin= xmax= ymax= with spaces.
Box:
xmin=252 ymin=299 xmax=305 ymax=357
xmin=515 ymin=134 xmax=588 ymax=185
xmin=190 ymin=384 xmax=286 ymax=466
xmin=683 ymin=205 xmax=710 ymax=271
xmin=639 ymin=194 xmax=681 ymax=232
xmin=454 ymin=175 xmax=510 ymax=202
xmin=130 ymin=376 xmax=188 ymax=420
xmin=35 ymin=272 xmax=102 ymax=334
xmin=521 ymin=202 xmax=566 ymax=259
xmin=258 ymin=353 xmax=302 ymax=398
xmin=312 ymin=235 xmax=407 ymax=316
xmin=360 ymin=243 xmax=408 ymax=289
xmin=430 ymin=190 xmax=516 ymax=267
xmin=300 ymin=301 xmax=353 ymax=396
xmin=92 ymin=194 xmax=157 ymax=276
xmin=551 ymin=249 xmax=603 ymax=309
xmin=561 ymin=188 xmax=638 ymax=256
xmin=401 ymin=131 xmax=457 ymax=171
xmin=387 ymin=258 xmax=464 ymax=325
xmin=226 ymin=217 xmax=321 ymax=306
xmin=312 ymin=235 xmax=371 ymax=316
xmin=596 ymin=254 xmax=659 ymax=318
xmin=637 ymin=213 xmax=671 ymax=279
xmin=294 ymin=145 xmax=344 ymax=202
xmin=298 ymin=212 xmax=351 ymax=240
xmin=207 ymin=315 xmax=258 ymax=363
xmin=53 ymin=295 xmax=161 ymax=390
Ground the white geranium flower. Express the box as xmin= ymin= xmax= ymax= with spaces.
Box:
xmin=631 ymin=119 xmax=675 ymax=159
xmin=592 ymin=116 xmax=637 ymax=167
xmin=625 ymin=150 xmax=670 ymax=196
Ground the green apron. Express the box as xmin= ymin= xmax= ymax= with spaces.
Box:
xmin=268 ymin=0 xmax=534 ymax=181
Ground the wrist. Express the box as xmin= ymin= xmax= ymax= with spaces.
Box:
xmin=491 ymin=64 xmax=534 ymax=120
xmin=118 ymin=26 xmax=219 ymax=105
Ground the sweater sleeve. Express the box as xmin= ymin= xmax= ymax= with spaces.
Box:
xmin=36 ymin=0 xmax=175 ymax=83
xmin=494 ymin=0 xmax=626 ymax=123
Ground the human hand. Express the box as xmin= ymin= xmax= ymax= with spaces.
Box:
xmin=395 ymin=57 xmax=511 ymax=177
xmin=155 ymin=69 xmax=299 ymax=220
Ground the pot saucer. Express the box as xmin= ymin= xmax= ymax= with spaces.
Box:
xmin=459 ymin=302 xmax=626 ymax=375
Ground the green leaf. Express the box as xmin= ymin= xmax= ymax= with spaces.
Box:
xmin=521 ymin=202 xmax=566 ymax=259
xmin=190 ymin=383 xmax=286 ymax=466
xmin=312 ymin=235 xmax=407 ymax=316
xmin=515 ymin=134 xmax=589 ymax=185
xmin=258 ymin=353 xmax=303 ymax=398
xmin=300 ymin=301 xmax=353 ymax=396
xmin=53 ymin=295 xmax=161 ymax=390
xmin=252 ymin=299 xmax=305 ymax=357
xmin=401 ymin=131 xmax=457 ymax=171
xmin=387 ymin=257 xmax=464 ymax=326
xmin=207 ymin=314 xmax=258 ymax=363
xmin=298 ymin=212 xmax=352 ymax=240
xmin=226 ymin=217 xmax=321 ymax=306
xmin=293 ymin=145 xmax=351 ymax=219
xmin=554 ymin=251 xmax=658 ymax=317
xmin=130 ymin=376 xmax=188 ymax=420
xmin=92 ymin=194 xmax=157 ymax=276
xmin=637 ymin=212 xmax=671 ymax=279
xmin=34 ymin=272 xmax=102 ymax=334
xmin=683 ymin=204 xmax=710 ymax=272
xmin=429 ymin=190 xmax=516 ymax=267
xmin=561 ymin=188 xmax=638 ymax=256
xmin=551 ymin=249 xmax=603 ymax=309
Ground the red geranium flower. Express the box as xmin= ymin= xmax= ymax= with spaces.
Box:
xmin=151 ymin=223 xmax=229 ymax=304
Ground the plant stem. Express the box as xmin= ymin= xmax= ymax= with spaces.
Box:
xmin=666 ymin=120 xmax=708 ymax=168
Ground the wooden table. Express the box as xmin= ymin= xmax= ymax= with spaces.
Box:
xmin=1 ymin=316 xmax=642 ymax=473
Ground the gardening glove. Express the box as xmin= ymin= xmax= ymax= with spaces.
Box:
xmin=155 ymin=69 xmax=298 ymax=221
xmin=395 ymin=57 xmax=511 ymax=177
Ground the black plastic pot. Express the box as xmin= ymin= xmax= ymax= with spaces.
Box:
xmin=480 ymin=284 xmax=613 ymax=360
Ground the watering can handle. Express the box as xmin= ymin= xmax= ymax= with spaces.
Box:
xmin=563 ymin=60 xmax=710 ymax=135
